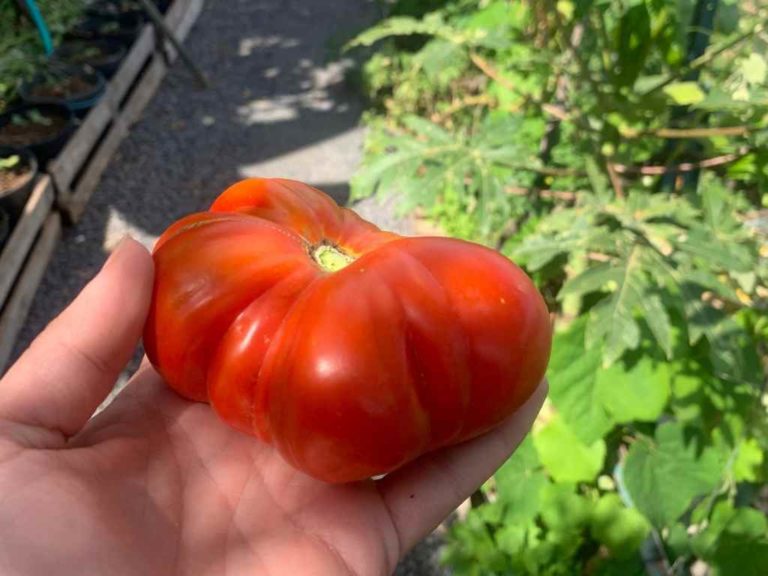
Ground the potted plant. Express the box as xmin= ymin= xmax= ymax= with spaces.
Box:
xmin=86 ymin=0 xmax=147 ymax=23
xmin=19 ymin=62 xmax=105 ymax=118
xmin=66 ymin=10 xmax=145 ymax=47
xmin=86 ymin=0 xmax=173 ymax=19
xmin=0 ymin=146 xmax=37 ymax=223
xmin=0 ymin=103 xmax=75 ymax=165
xmin=54 ymin=38 xmax=127 ymax=79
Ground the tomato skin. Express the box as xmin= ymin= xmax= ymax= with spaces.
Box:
xmin=144 ymin=178 xmax=551 ymax=483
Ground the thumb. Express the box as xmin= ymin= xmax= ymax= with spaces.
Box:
xmin=0 ymin=237 xmax=154 ymax=439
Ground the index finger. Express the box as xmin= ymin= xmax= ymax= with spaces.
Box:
xmin=376 ymin=379 xmax=548 ymax=555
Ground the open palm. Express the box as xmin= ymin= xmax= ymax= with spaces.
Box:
xmin=0 ymin=238 xmax=545 ymax=576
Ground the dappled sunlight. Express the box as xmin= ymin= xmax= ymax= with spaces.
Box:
xmin=235 ymin=58 xmax=355 ymax=125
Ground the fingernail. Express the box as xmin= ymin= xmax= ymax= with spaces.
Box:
xmin=103 ymin=235 xmax=133 ymax=270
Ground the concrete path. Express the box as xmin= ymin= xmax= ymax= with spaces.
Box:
xmin=12 ymin=0 xmax=445 ymax=573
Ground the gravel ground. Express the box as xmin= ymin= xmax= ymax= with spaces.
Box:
xmin=11 ymin=0 xmax=449 ymax=573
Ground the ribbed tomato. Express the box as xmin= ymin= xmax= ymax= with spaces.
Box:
xmin=144 ymin=178 xmax=551 ymax=483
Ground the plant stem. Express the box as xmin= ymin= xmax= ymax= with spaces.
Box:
xmin=640 ymin=21 xmax=766 ymax=97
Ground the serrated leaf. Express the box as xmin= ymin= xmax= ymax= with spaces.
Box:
xmin=415 ymin=40 xmax=468 ymax=86
xmin=558 ymin=263 xmax=624 ymax=300
xmin=624 ymin=422 xmax=724 ymax=528
xmin=585 ymin=251 xmax=642 ymax=360
xmin=401 ymin=114 xmax=453 ymax=143
xmin=534 ymin=414 xmax=606 ymax=483
xmin=547 ymin=321 xmax=614 ymax=443
xmin=663 ymin=81 xmax=706 ymax=105
xmin=638 ymin=293 xmax=672 ymax=358
xmin=680 ymin=227 xmax=755 ymax=273
xmin=596 ymin=352 xmax=671 ymax=423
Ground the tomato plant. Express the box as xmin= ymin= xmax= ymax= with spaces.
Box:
xmin=347 ymin=0 xmax=768 ymax=573
xmin=144 ymin=178 xmax=552 ymax=483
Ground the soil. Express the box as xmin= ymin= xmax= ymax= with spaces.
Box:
xmin=0 ymin=163 xmax=32 ymax=194
xmin=30 ymin=75 xmax=94 ymax=100
xmin=62 ymin=44 xmax=113 ymax=66
xmin=0 ymin=113 xmax=70 ymax=147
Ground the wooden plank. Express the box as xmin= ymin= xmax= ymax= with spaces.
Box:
xmin=49 ymin=25 xmax=156 ymax=193
xmin=175 ymin=0 xmax=204 ymax=41
xmin=64 ymin=55 xmax=168 ymax=222
xmin=64 ymin=117 xmax=129 ymax=222
xmin=0 ymin=177 xmax=53 ymax=308
xmin=0 ymin=212 xmax=61 ymax=371
xmin=121 ymin=58 xmax=167 ymax=126
xmin=54 ymin=0 xmax=204 ymax=220
xmin=49 ymin=98 xmax=113 ymax=195
xmin=164 ymin=0 xmax=192 ymax=34
xmin=105 ymin=24 xmax=155 ymax=107
xmin=161 ymin=0 xmax=204 ymax=62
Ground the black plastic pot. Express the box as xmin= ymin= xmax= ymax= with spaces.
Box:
xmin=19 ymin=63 xmax=106 ymax=118
xmin=0 ymin=104 xmax=75 ymax=166
xmin=0 ymin=146 xmax=38 ymax=223
xmin=0 ymin=206 xmax=10 ymax=250
xmin=54 ymin=39 xmax=127 ymax=79
xmin=66 ymin=11 xmax=145 ymax=47
xmin=86 ymin=0 xmax=147 ymax=23
xmin=86 ymin=0 xmax=172 ymax=17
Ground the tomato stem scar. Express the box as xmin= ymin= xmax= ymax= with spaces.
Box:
xmin=312 ymin=243 xmax=354 ymax=272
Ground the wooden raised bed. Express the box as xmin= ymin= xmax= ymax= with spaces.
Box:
xmin=50 ymin=0 xmax=205 ymax=222
xmin=0 ymin=0 xmax=204 ymax=370
xmin=0 ymin=175 xmax=60 ymax=370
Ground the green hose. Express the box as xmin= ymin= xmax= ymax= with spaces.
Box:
xmin=23 ymin=0 xmax=53 ymax=56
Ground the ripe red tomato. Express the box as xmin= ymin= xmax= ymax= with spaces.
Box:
xmin=144 ymin=178 xmax=551 ymax=483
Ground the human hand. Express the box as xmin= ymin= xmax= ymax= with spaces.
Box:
xmin=0 ymin=237 xmax=546 ymax=576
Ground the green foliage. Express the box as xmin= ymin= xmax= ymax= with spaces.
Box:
xmin=0 ymin=0 xmax=87 ymax=110
xmin=622 ymin=422 xmax=724 ymax=528
xmin=351 ymin=0 xmax=768 ymax=574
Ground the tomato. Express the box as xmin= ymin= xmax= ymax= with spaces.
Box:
xmin=144 ymin=178 xmax=551 ymax=483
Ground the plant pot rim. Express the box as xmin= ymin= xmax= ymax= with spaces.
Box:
xmin=0 ymin=146 xmax=38 ymax=198
xmin=0 ymin=103 xmax=75 ymax=148
xmin=55 ymin=38 xmax=127 ymax=57
xmin=19 ymin=64 xmax=106 ymax=107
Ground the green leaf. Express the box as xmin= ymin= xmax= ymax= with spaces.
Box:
xmin=742 ymin=53 xmax=767 ymax=85
xmin=624 ymin=422 xmax=724 ymax=528
xmin=733 ymin=438 xmax=764 ymax=482
xmin=595 ymin=352 xmax=671 ymax=423
xmin=586 ymin=247 xmax=645 ymax=366
xmin=494 ymin=436 xmax=549 ymax=524
xmin=559 ymin=263 xmax=624 ymax=300
xmin=547 ymin=320 xmax=614 ymax=443
xmin=615 ymin=2 xmax=652 ymax=87
xmin=711 ymin=533 xmax=768 ymax=576
xmin=539 ymin=483 xmax=592 ymax=534
xmin=345 ymin=16 xmax=461 ymax=49
xmin=638 ymin=293 xmax=672 ymax=359
xmin=663 ymin=81 xmax=706 ymax=105
xmin=590 ymin=494 xmax=651 ymax=557
xmin=593 ymin=556 xmax=647 ymax=576
xmin=534 ymin=414 xmax=606 ymax=483
xmin=401 ymin=114 xmax=453 ymax=143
